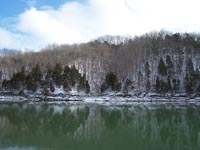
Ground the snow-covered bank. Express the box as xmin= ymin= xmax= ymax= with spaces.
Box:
xmin=1 ymin=92 xmax=200 ymax=105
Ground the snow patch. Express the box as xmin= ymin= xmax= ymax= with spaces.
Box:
xmin=69 ymin=88 xmax=79 ymax=95
xmin=53 ymin=86 xmax=65 ymax=95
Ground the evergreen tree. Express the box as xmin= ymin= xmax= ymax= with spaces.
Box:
xmin=101 ymin=83 xmax=109 ymax=93
xmin=138 ymin=71 xmax=143 ymax=87
xmin=145 ymin=62 xmax=150 ymax=78
xmin=123 ymin=79 xmax=134 ymax=95
xmin=160 ymin=80 xmax=168 ymax=92
xmin=63 ymin=79 xmax=69 ymax=91
xmin=24 ymin=65 xmax=42 ymax=92
xmin=50 ymin=81 xmax=55 ymax=92
xmin=158 ymin=58 xmax=167 ymax=76
xmin=25 ymin=74 xmax=37 ymax=92
xmin=32 ymin=64 xmax=42 ymax=82
xmin=144 ymin=62 xmax=151 ymax=91
xmin=106 ymin=72 xmax=119 ymax=91
xmin=156 ymin=76 xmax=171 ymax=93
xmin=2 ymin=79 xmax=10 ymax=89
xmin=85 ymin=81 xmax=90 ymax=94
xmin=156 ymin=76 xmax=160 ymax=92
xmin=63 ymin=65 xmax=71 ymax=80
xmin=186 ymin=58 xmax=194 ymax=74
xmin=45 ymin=69 xmax=52 ymax=81
xmin=53 ymin=63 xmax=63 ymax=86
xmin=167 ymin=75 xmax=171 ymax=91
xmin=172 ymin=33 xmax=181 ymax=42
xmin=172 ymin=79 xmax=180 ymax=92
xmin=70 ymin=65 xmax=80 ymax=86
xmin=10 ymin=73 xmax=20 ymax=89
xmin=166 ymin=55 xmax=174 ymax=69
xmin=6 ymin=66 xmax=27 ymax=90
xmin=116 ymin=83 xmax=121 ymax=91
xmin=185 ymin=73 xmax=194 ymax=93
xmin=77 ymin=74 xmax=90 ymax=93
xmin=185 ymin=58 xmax=198 ymax=94
xmin=41 ymin=69 xmax=53 ymax=93
xmin=19 ymin=66 xmax=26 ymax=80
xmin=78 ymin=75 xmax=86 ymax=91
xmin=62 ymin=66 xmax=70 ymax=90
xmin=101 ymin=72 xmax=121 ymax=93
xmin=146 ymin=80 xmax=150 ymax=91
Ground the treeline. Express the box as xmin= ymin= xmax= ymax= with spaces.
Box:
xmin=1 ymin=31 xmax=200 ymax=77
xmin=101 ymin=55 xmax=200 ymax=95
xmin=155 ymin=55 xmax=200 ymax=94
xmin=0 ymin=31 xmax=200 ymax=95
xmin=2 ymin=64 xmax=90 ymax=95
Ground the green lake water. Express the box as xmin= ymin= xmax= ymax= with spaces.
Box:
xmin=0 ymin=101 xmax=200 ymax=150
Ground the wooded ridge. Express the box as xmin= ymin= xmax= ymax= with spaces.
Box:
xmin=0 ymin=31 xmax=200 ymax=97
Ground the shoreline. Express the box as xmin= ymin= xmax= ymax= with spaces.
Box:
xmin=0 ymin=93 xmax=200 ymax=104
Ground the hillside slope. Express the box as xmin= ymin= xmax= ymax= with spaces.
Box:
xmin=0 ymin=32 xmax=200 ymax=97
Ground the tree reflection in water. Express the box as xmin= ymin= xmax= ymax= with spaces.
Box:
xmin=0 ymin=103 xmax=199 ymax=150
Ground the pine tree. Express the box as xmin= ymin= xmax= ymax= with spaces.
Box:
xmin=25 ymin=74 xmax=37 ymax=92
xmin=158 ymin=58 xmax=167 ymax=76
xmin=63 ymin=65 xmax=71 ymax=80
xmin=144 ymin=62 xmax=151 ymax=92
xmin=122 ymin=79 xmax=134 ymax=95
xmin=78 ymin=75 xmax=86 ymax=91
xmin=172 ymin=79 xmax=180 ymax=92
xmin=106 ymin=72 xmax=119 ymax=91
xmin=85 ymin=81 xmax=90 ymax=94
xmin=77 ymin=74 xmax=90 ymax=93
xmin=63 ymin=79 xmax=70 ymax=91
xmin=2 ymin=79 xmax=10 ymax=89
xmin=45 ymin=69 xmax=52 ymax=81
xmin=6 ymin=66 xmax=27 ymax=90
xmin=101 ymin=72 xmax=121 ymax=93
xmin=156 ymin=76 xmax=160 ymax=92
xmin=172 ymin=33 xmax=181 ymax=42
xmin=185 ymin=73 xmax=194 ymax=93
xmin=186 ymin=58 xmax=194 ymax=74
xmin=145 ymin=62 xmax=150 ymax=78
xmin=101 ymin=83 xmax=109 ymax=93
xmin=166 ymin=55 xmax=173 ymax=69
xmin=116 ymin=83 xmax=121 ymax=91
xmin=185 ymin=58 xmax=196 ymax=94
xmin=53 ymin=63 xmax=63 ymax=86
xmin=146 ymin=80 xmax=150 ymax=91
xmin=167 ymin=75 xmax=171 ymax=91
xmin=70 ymin=65 xmax=80 ymax=86
xmin=32 ymin=64 xmax=42 ymax=82
xmin=50 ymin=81 xmax=55 ymax=92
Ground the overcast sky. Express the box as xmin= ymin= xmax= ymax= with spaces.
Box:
xmin=0 ymin=0 xmax=199 ymax=50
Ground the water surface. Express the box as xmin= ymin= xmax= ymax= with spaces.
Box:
xmin=0 ymin=101 xmax=200 ymax=150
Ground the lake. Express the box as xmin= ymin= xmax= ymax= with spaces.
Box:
xmin=0 ymin=101 xmax=200 ymax=150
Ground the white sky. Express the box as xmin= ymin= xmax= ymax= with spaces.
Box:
xmin=0 ymin=0 xmax=200 ymax=50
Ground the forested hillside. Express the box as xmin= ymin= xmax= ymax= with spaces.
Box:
xmin=1 ymin=31 xmax=200 ymax=96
